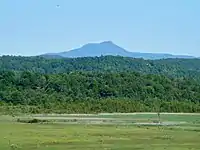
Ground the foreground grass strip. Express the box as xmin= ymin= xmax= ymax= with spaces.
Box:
xmin=0 ymin=114 xmax=200 ymax=150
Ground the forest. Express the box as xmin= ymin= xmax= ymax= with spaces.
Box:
xmin=1 ymin=55 xmax=200 ymax=79
xmin=0 ymin=70 xmax=199 ymax=113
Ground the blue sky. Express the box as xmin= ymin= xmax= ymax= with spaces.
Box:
xmin=0 ymin=0 xmax=200 ymax=56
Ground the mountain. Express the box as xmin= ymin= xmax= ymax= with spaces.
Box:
xmin=41 ymin=41 xmax=195 ymax=59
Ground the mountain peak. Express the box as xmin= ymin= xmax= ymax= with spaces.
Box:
xmin=100 ymin=41 xmax=114 ymax=45
xmin=83 ymin=41 xmax=115 ymax=47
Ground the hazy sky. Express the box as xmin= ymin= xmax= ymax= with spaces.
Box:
xmin=0 ymin=0 xmax=200 ymax=56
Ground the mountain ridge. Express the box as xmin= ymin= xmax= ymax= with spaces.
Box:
xmin=41 ymin=41 xmax=196 ymax=60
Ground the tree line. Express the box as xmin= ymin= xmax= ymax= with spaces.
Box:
xmin=1 ymin=55 xmax=200 ymax=79
xmin=0 ymin=71 xmax=199 ymax=113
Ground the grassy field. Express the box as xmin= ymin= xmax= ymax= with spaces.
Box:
xmin=0 ymin=113 xmax=199 ymax=150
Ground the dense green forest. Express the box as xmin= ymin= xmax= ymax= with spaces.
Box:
xmin=0 ymin=70 xmax=199 ymax=113
xmin=1 ymin=55 xmax=200 ymax=79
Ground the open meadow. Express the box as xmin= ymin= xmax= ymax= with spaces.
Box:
xmin=0 ymin=113 xmax=200 ymax=150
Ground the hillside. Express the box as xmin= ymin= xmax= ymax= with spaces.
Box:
xmin=41 ymin=41 xmax=195 ymax=59
xmin=1 ymin=55 xmax=200 ymax=79
xmin=1 ymin=55 xmax=200 ymax=113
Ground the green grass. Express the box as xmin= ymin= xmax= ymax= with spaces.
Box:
xmin=0 ymin=114 xmax=199 ymax=150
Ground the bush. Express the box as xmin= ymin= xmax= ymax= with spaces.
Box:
xmin=17 ymin=118 xmax=48 ymax=124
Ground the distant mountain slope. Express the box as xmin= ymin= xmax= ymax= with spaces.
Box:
xmin=41 ymin=41 xmax=195 ymax=59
